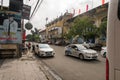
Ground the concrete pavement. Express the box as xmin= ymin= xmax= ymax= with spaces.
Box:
xmin=40 ymin=45 xmax=106 ymax=80
xmin=0 ymin=51 xmax=51 ymax=80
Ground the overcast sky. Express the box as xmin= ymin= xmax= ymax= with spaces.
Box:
xmin=2 ymin=0 xmax=109 ymax=34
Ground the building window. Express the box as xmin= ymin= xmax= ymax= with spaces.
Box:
xmin=118 ymin=0 xmax=120 ymax=20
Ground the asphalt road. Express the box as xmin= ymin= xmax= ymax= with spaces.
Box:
xmin=39 ymin=45 xmax=106 ymax=80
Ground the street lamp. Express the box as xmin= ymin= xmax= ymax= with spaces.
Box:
xmin=1 ymin=0 xmax=3 ymax=10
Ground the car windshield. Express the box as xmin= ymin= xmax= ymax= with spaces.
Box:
xmin=76 ymin=45 xmax=87 ymax=50
xmin=39 ymin=44 xmax=50 ymax=48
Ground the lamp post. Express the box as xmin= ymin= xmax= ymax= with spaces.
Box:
xmin=1 ymin=0 xmax=3 ymax=10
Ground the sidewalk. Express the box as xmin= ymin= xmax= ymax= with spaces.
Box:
xmin=0 ymin=51 xmax=49 ymax=80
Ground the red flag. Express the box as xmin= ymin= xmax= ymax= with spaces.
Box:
xmin=86 ymin=4 xmax=89 ymax=11
xmin=102 ymin=0 xmax=105 ymax=5
xmin=78 ymin=9 xmax=81 ymax=14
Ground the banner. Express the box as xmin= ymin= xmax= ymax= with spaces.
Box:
xmin=0 ymin=11 xmax=22 ymax=44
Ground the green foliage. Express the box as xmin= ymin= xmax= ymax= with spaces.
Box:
xmin=26 ymin=34 xmax=40 ymax=42
xmin=26 ymin=34 xmax=33 ymax=41
xmin=65 ymin=16 xmax=99 ymax=41
xmin=99 ymin=21 xmax=107 ymax=37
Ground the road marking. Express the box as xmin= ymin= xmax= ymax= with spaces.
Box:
xmin=38 ymin=59 xmax=63 ymax=80
xmin=48 ymin=70 xmax=62 ymax=80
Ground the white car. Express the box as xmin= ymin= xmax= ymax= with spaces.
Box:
xmin=35 ymin=44 xmax=55 ymax=57
xmin=101 ymin=47 xmax=107 ymax=58
xmin=65 ymin=44 xmax=98 ymax=60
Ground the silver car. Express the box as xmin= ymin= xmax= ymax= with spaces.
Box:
xmin=35 ymin=44 xmax=55 ymax=57
xmin=65 ymin=44 xmax=98 ymax=60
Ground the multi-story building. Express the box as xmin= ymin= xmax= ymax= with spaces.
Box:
xmin=46 ymin=3 xmax=108 ymax=44
xmin=45 ymin=12 xmax=73 ymax=43
xmin=39 ymin=29 xmax=46 ymax=43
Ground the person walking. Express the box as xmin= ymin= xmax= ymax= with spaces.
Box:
xmin=28 ymin=42 xmax=31 ymax=51
xmin=32 ymin=43 xmax=35 ymax=53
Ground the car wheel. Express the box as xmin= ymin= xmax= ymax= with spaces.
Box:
xmin=103 ymin=52 xmax=106 ymax=58
xmin=79 ymin=54 xmax=84 ymax=60
xmin=65 ymin=51 xmax=70 ymax=56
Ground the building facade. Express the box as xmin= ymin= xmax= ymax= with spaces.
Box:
xmin=45 ymin=3 xmax=108 ymax=44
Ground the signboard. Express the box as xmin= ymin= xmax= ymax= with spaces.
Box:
xmin=25 ymin=22 xmax=33 ymax=30
xmin=9 ymin=0 xmax=23 ymax=12
xmin=22 ymin=4 xmax=31 ymax=20
xmin=0 ymin=11 xmax=22 ymax=44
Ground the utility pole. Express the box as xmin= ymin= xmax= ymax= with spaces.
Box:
xmin=1 ymin=0 xmax=3 ymax=10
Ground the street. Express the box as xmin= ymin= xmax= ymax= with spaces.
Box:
xmin=39 ymin=45 xmax=106 ymax=80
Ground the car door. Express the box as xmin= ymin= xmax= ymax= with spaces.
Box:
xmin=66 ymin=45 xmax=73 ymax=55
xmin=71 ymin=45 xmax=79 ymax=57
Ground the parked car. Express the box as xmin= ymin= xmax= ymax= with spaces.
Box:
xmin=35 ymin=44 xmax=55 ymax=57
xmin=48 ymin=41 xmax=52 ymax=44
xmin=65 ymin=44 xmax=98 ymax=60
xmin=55 ymin=40 xmax=65 ymax=46
xmin=101 ymin=47 xmax=107 ymax=58
xmin=89 ymin=43 xmax=103 ymax=51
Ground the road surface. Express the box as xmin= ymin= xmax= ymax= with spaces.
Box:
xmin=39 ymin=45 xmax=106 ymax=80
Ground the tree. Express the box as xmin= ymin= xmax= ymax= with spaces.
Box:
xmin=26 ymin=34 xmax=33 ymax=41
xmin=26 ymin=28 xmax=41 ymax=42
xmin=65 ymin=16 xmax=99 ymax=42
xmin=99 ymin=21 xmax=107 ymax=38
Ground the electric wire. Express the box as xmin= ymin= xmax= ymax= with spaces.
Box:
xmin=29 ymin=0 xmax=43 ymax=20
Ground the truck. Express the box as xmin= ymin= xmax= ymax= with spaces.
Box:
xmin=0 ymin=44 xmax=22 ymax=58
xmin=0 ymin=10 xmax=23 ymax=58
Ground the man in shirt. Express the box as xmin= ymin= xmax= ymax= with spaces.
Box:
xmin=3 ymin=14 xmax=18 ymax=39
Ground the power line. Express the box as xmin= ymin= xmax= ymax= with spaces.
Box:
xmin=29 ymin=0 xmax=40 ymax=20
xmin=33 ymin=0 xmax=43 ymax=16
xmin=29 ymin=0 xmax=43 ymax=21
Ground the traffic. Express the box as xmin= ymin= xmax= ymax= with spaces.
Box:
xmin=0 ymin=0 xmax=118 ymax=80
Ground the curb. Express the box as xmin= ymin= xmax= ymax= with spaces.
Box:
xmin=37 ymin=60 xmax=63 ymax=80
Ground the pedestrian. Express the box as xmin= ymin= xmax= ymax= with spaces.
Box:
xmin=28 ymin=42 xmax=31 ymax=51
xmin=32 ymin=44 xmax=35 ymax=53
